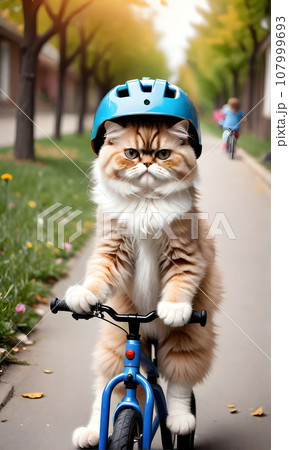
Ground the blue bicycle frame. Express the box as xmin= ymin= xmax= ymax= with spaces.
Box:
xmin=98 ymin=338 xmax=169 ymax=450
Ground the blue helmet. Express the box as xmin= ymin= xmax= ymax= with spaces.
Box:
xmin=91 ymin=78 xmax=202 ymax=158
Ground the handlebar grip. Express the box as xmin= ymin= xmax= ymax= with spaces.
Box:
xmin=50 ymin=298 xmax=72 ymax=314
xmin=188 ymin=310 xmax=207 ymax=327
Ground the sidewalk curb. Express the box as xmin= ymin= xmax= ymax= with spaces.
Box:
xmin=0 ymin=382 xmax=13 ymax=411
xmin=238 ymin=148 xmax=271 ymax=188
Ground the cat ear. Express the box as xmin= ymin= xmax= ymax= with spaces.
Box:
xmin=104 ymin=121 xmax=126 ymax=141
xmin=169 ymin=119 xmax=190 ymax=140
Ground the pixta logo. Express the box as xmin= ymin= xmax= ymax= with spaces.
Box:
xmin=37 ymin=203 xmax=83 ymax=249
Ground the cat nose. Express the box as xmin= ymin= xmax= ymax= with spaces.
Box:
xmin=143 ymin=162 xmax=151 ymax=168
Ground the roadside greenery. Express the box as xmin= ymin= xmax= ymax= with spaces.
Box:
xmin=0 ymin=132 xmax=95 ymax=353
xmin=180 ymin=0 xmax=270 ymax=111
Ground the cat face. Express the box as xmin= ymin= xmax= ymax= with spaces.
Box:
xmin=97 ymin=119 xmax=198 ymax=197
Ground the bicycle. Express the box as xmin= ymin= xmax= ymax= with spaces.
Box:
xmin=226 ymin=128 xmax=238 ymax=159
xmin=50 ymin=298 xmax=207 ymax=450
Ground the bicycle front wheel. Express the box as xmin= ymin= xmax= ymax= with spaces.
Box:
xmin=231 ymin=136 xmax=237 ymax=159
xmin=226 ymin=135 xmax=232 ymax=154
xmin=109 ymin=408 xmax=143 ymax=450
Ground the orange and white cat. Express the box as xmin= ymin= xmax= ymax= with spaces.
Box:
xmin=65 ymin=118 xmax=222 ymax=448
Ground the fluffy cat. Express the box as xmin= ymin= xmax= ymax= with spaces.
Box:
xmin=65 ymin=118 xmax=222 ymax=448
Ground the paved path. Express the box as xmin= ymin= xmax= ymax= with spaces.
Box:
xmin=0 ymin=133 xmax=270 ymax=449
xmin=0 ymin=111 xmax=94 ymax=147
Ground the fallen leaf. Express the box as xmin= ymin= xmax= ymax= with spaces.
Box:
xmin=22 ymin=392 xmax=43 ymax=399
xmin=1 ymin=419 xmax=8 ymax=423
xmin=12 ymin=347 xmax=19 ymax=353
xmin=227 ymin=404 xmax=235 ymax=408
xmin=43 ymin=370 xmax=53 ymax=374
xmin=230 ymin=409 xmax=239 ymax=414
xmin=251 ymin=406 xmax=264 ymax=416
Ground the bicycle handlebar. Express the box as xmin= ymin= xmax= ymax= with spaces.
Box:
xmin=50 ymin=298 xmax=207 ymax=327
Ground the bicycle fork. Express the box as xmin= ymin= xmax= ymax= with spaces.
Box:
xmin=98 ymin=339 xmax=155 ymax=450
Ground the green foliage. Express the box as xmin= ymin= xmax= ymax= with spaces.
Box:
xmin=1 ymin=0 xmax=169 ymax=98
xmin=0 ymin=132 xmax=95 ymax=350
xmin=182 ymin=0 xmax=270 ymax=110
xmin=72 ymin=0 xmax=169 ymax=88
xmin=106 ymin=15 xmax=169 ymax=85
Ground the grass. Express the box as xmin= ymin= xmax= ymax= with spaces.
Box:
xmin=200 ymin=116 xmax=271 ymax=169
xmin=0 ymin=132 xmax=95 ymax=354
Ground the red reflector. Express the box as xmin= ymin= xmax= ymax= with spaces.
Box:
xmin=126 ymin=349 xmax=135 ymax=360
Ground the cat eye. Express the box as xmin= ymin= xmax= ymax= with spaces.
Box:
xmin=124 ymin=148 xmax=140 ymax=160
xmin=155 ymin=149 xmax=171 ymax=160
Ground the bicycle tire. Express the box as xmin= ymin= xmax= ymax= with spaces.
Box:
xmin=227 ymin=135 xmax=232 ymax=154
xmin=160 ymin=418 xmax=174 ymax=449
xmin=231 ymin=136 xmax=236 ymax=159
xmin=176 ymin=391 xmax=196 ymax=450
xmin=109 ymin=408 xmax=143 ymax=450
xmin=226 ymin=138 xmax=230 ymax=153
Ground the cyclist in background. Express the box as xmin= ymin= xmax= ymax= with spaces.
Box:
xmin=220 ymin=97 xmax=245 ymax=150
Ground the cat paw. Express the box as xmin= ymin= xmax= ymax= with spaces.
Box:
xmin=166 ymin=413 xmax=196 ymax=435
xmin=72 ymin=426 xmax=99 ymax=448
xmin=65 ymin=285 xmax=98 ymax=314
xmin=157 ymin=301 xmax=192 ymax=327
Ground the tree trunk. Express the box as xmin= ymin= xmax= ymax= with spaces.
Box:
xmin=54 ymin=66 xmax=66 ymax=140
xmin=14 ymin=49 xmax=37 ymax=159
xmin=14 ymin=48 xmax=38 ymax=160
xmin=246 ymin=51 xmax=258 ymax=131
xmin=13 ymin=0 xmax=90 ymax=158
xmin=54 ymin=28 xmax=68 ymax=140
xmin=14 ymin=1 xmax=38 ymax=160
xmin=78 ymin=75 xmax=88 ymax=134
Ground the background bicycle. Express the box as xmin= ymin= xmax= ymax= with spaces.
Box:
xmin=226 ymin=129 xmax=239 ymax=159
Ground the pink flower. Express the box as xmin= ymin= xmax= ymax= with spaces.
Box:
xmin=64 ymin=242 xmax=72 ymax=251
xmin=55 ymin=258 xmax=63 ymax=265
xmin=15 ymin=303 xmax=26 ymax=313
xmin=8 ymin=202 xmax=15 ymax=209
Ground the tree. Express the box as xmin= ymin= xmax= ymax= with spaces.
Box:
xmin=3 ymin=0 xmax=168 ymax=155
xmin=176 ymin=65 xmax=200 ymax=107
xmin=75 ymin=1 xmax=169 ymax=131
xmin=53 ymin=23 xmax=95 ymax=139
xmin=98 ymin=14 xmax=169 ymax=86
xmin=184 ymin=0 xmax=270 ymax=118
xmin=235 ymin=0 xmax=270 ymax=120
xmin=11 ymin=0 xmax=92 ymax=159
xmin=77 ymin=26 xmax=104 ymax=135
xmin=49 ymin=0 xmax=159 ymax=137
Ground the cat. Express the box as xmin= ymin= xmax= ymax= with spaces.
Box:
xmin=65 ymin=118 xmax=222 ymax=448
